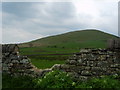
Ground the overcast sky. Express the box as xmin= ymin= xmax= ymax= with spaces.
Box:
xmin=1 ymin=0 xmax=119 ymax=44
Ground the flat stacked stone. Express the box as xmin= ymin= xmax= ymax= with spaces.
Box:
xmin=52 ymin=48 xmax=120 ymax=81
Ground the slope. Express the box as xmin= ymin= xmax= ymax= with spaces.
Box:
xmin=19 ymin=29 xmax=118 ymax=48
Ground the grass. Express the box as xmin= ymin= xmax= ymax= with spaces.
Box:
xmin=19 ymin=46 xmax=79 ymax=69
xmin=19 ymin=30 xmax=118 ymax=69
xmin=19 ymin=46 xmax=77 ymax=69
xmin=31 ymin=30 xmax=117 ymax=46
xmin=31 ymin=59 xmax=65 ymax=69
xmin=3 ymin=30 xmax=119 ymax=88
xmin=20 ymin=46 xmax=79 ymax=54
xmin=19 ymin=42 xmax=106 ymax=69
xmin=19 ymin=29 xmax=118 ymax=48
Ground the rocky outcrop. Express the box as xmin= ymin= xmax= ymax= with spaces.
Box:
xmin=52 ymin=48 xmax=120 ymax=81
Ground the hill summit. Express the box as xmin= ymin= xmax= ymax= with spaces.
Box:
xmin=19 ymin=29 xmax=118 ymax=48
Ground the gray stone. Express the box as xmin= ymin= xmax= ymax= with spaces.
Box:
xmin=20 ymin=59 xmax=29 ymax=64
xmin=2 ymin=47 xmax=120 ymax=80
xmin=69 ymin=60 xmax=77 ymax=65
xmin=91 ymin=67 xmax=102 ymax=72
xmin=78 ymin=59 xmax=83 ymax=63
xmin=85 ymin=67 xmax=91 ymax=70
xmin=78 ymin=76 xmax=88 ymax=81
xmin=81 ymin=71 xmax=92 ymax=76
xmin=61 ymin=64 xmax=69 ymax=69
xmin=51 ymin=64 xmax=61 ymax=70
xmin=11 ymin=60 xmax=19 ymax=63
xmin=110 ymin=64 xmax=119 ymax=68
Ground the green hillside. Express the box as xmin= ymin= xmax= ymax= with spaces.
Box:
xmin=19 ymin=29 xmax=118 ymax=48
xmin=19 ymin=29 xmax=118 ymax=69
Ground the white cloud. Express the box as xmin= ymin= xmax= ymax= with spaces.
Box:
xmin=72 ymin=0 xmax=118 ymax=35
xmin=2 ymin=0 xmax=72 ymax=2
xmin=0 ymin=2 xmax=2 ymax=43
xmin=2 ymin=27 xmax=43 ymax=44
xmin=2 ymin=1 xmax=119 ymax=43
xmin=2 ymin=0 xmax=119 ymax=2
xmin=0 ymin=27 xmax=1 ymax=44
xmin=73 ymin=0 xmax=100 ymax=18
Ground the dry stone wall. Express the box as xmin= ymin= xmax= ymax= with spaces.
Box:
xmin=2 ymin=52 xmax=35 ymax=76
xmin=2 ymin=51 xmax=51 ymax=77
xmin=2 ymin=46 xmax=120 ymax=81
xmin=52 ymin=48 xmax=120 ymax=81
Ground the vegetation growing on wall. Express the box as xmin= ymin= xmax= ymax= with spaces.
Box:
xmin=2 ymin=70 xmax=120 ymax=89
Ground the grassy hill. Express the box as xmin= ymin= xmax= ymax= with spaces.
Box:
xmin=19 ymin=29 xmax=118 ymax=48
xmin=19 ymin=29 xmax=118 ymax=69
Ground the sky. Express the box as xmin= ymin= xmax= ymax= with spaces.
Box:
xmin=1 ymin=0 xmax=119 ymax=44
